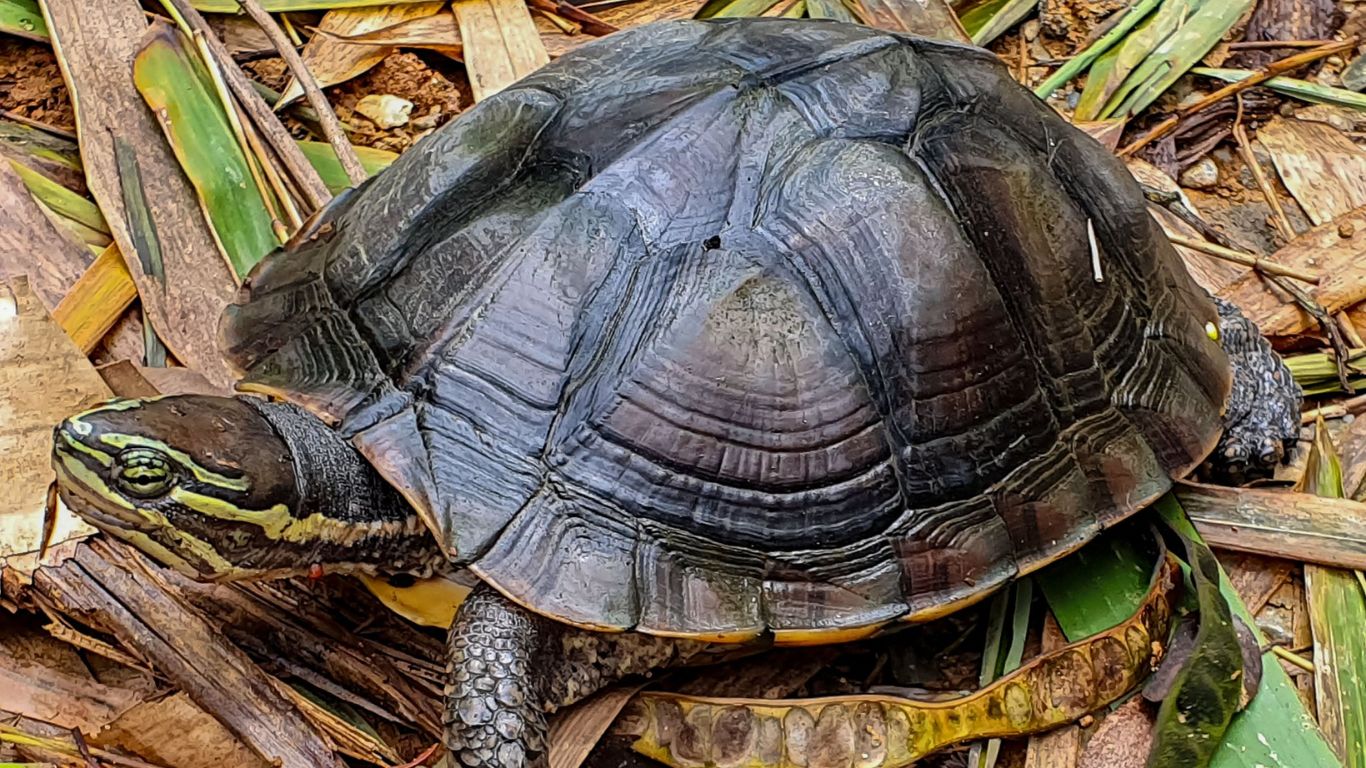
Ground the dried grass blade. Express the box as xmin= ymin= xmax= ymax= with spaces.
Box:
xmin=133 ymin=23 xmax=280 ymax=280
xmin=0 ymin=0 xmax=46 ymax=42
xmin=1299 ymin=420 xmax=1366 ymax=767
xmin=277 ymin=3 xmax=445 ymax=106
xmin=454 ymin=0 xmax=549 ymax=102
xmin=963 ymin=0 xmax=1033 ymax=46
xmin=313 ymin=12 xmax=461 ymax=58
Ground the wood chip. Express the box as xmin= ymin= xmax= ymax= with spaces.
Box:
xmin=52 ymin=244 xmax=137 ymax=355
xmin=453 ymin=0 xmax=549 ymax=102
xmin=549 ymin=685 xmax=645 ymax=768
xmin=278 ymin=3 xmax=446 ymax=106
xmin=1077 ymin=695 xmax=1152 ymax=768
xmin=0 ymin=278 xmax=101 ymax=565
xmin=0 ymin=615 xmax=147 ymax=731
xmin=41 ymin=0 xmax=237 ymax=386
xmin=1259 ymin=117 xmax=1366 ymax=226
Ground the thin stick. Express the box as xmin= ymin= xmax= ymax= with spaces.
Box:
xmin=1231 ymin=101 xmax=1297 ymax=241
xmin=0 ymin=107 xmax=78 ymax=140
xmin=1087 ymin=219 xmax=1103 ymax=282
xmin=158 ymin=0 xmax=332 ymax=211
xmin=236 ymin=0 xmax=368 ymax=187
xmin=1119 ymin=38 xmax=1357 ymax=157
xmin=1167 ymin=233 xmax=1321 ymax=284
xmin=1301 ymin=393 xmax=1366 ymax=424
xmin=1272 ymin=645 xmax=1316 ymax=673
xmin=1229 ymin=39 xmax=1337 ymax=50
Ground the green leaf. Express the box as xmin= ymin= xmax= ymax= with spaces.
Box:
xmin=1159 ymin=497 xmax=1345 ymax=768
xmin=113 ymin=138 xmax=169 ymax=368
xmin=296 ymin=140 xmax=396 ymax=193
xmin=1300 ymin=422 xmax=1366 ymax=767
xmin=1146 ymin=526 xmax=1243 ymax=768
xmin=7 ymin=158 xmax=108 ymax=235
xmin=1034 ymin=0 xmax=1164 ymax=100
xmin=960 ymin=0 xmax=1033 ymax=46
xmin=133 ymin=22 xmax=278 ymax=280
xmin=0 ymin=0 xmax=45 ymax=42
xmin=694 ymin=0 xmax=787 ymax=18
xmin=1193 ymin=67 xmax=1366 ymax=112
xmin=1101 ymin=0 xmax=1255 ymax=119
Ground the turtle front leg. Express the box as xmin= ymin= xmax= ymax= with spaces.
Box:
xmin=444 ymin=584 xmax=716 ymax=767
xmin=444 ymin=585 xmax=550 ymax=767
xmin=1206 ymin=297 xmax=1301 ymax=483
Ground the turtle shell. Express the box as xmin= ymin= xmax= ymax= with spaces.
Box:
xmin=221 ymin=19 xmax=1231 ymax=643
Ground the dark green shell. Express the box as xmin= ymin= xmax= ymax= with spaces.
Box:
xmin=221 ymin=19 xmax=1230 ymax=641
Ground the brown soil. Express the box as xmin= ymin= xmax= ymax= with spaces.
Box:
xmin=0 ymin=38 xmax=74 ymax=132
xmin=331 ymin=51 xmax=468 ymax=152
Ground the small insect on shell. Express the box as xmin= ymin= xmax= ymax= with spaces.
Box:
xmin=308 ymin=563 xmax=325 ymax=580
xmin=1205 ymin=321 xmax=1219 ymax=342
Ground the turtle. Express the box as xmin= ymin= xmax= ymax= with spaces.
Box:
xmin=51 ymin=17 xmax=1301 ymax=768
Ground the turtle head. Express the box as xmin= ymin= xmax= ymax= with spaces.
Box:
xmin=52 ymin=395 xmax=437 ymax=581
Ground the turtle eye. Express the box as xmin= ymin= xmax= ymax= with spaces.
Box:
xmin=113 ymin=448 xmax=174 ymax=499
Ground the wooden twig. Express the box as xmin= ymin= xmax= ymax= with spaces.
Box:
xmin=235 ymin=0 xmax=368 ymax=187
xmin=1166 ymin=233 xmax=1320 ymax=284
xmin=1229 ymin=39 xmax=1338 ymax=50
xmin=1301 ymin=393 xmax=1366 ymax=424
xmin=525 ymin=0 xmax=619 ymax=36
xmin=158 ymin=0 xmax=332 ymax=212
xmin=1119 ymin=38 xmax=1358 ymax=157
xmin=1232 ymin=120 xmax=1297 ymax=241
xmin=1272 ymin=645 xmax=1316 ymax=673
xmin=0 ymin=108 xmax=78 ymax=140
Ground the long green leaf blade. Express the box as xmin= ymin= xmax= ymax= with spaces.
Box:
xmin=133 ymin=22 xmax=278 ymax=280
xmin=1193 ymin=68 xmax=1366 ymax=112
xmin=296 ymin=140 xmax=396 ymax=193
xmin=1300 ymin=422 xmax=1366 ymax=767
xmin=0 ymin=0 xmax=45 ymax=41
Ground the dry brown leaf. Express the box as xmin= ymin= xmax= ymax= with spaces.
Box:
xmin=0 ymin=615 xmax=149 ymax=731
xmin=94 ymin=691 xmax=272 ymax=768
xmin=1259 ymin=117 xmax=1366 ymax=226
xmin=1077 ymin=696 xmax=1153 ymax=768
xmin=0 ymin=278 xmax=101 ymax=565
xmin=322 ymin=12 xmax=462 ymax=59
xmin=96 ymin=359 xmax=233 ymax=399
xmin=1176 ymin=480 xmax=1366 ymax=570
xmin=548 ymin=685 xmax=645 ymax=768
xmin=1216 ymin=205 xmax=1366 ymax=337
xmin=1219 ymin=551 xmax=1296 ymax=615
xmin=535 ymin=0 xmax=697 ymax=58
xmin=42 ymin=0 xmax=237 ymax=387
xmin=454 ymin=0 xmax=549 ymax=102
xmin=279 ymin=3 xmax=446 ymax=105
xmin=0 ymin=159 xmax=92 ymax=311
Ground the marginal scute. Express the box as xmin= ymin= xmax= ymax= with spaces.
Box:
xmin=222 ymin=19 xmax=1232 ymax=639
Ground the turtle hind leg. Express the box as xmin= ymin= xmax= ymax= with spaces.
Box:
xmin=1206 ymin=297 xmax=1302 ymax=483
xmin=444 ymin=584 xmax=712 ymax=767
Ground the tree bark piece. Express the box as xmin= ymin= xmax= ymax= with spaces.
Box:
xmin=39 ymin=0 xmax=237 ymax=386
xmin=1176 ymin=480 xmax=1366 ymax=570
xmin=32 ymin=541 xmax=345 ymax=768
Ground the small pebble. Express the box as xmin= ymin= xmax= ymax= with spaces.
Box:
xmin=1022 ymin=19 xmax=1040 ymax=42
xmin=1340 ymin=221 xmax=1356 ymax=238
xmin=1179 ymin=157 xmax=1219 ymax=190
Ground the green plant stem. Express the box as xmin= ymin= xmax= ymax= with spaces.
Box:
xmin=1034 ymin=0 xmax=1164 ymax=100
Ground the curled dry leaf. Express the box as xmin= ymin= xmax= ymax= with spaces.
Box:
xmin=355 ymin=93 xmax=414 ymax=127
xmin=277 ymin=3 xmax=446 ymax=106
